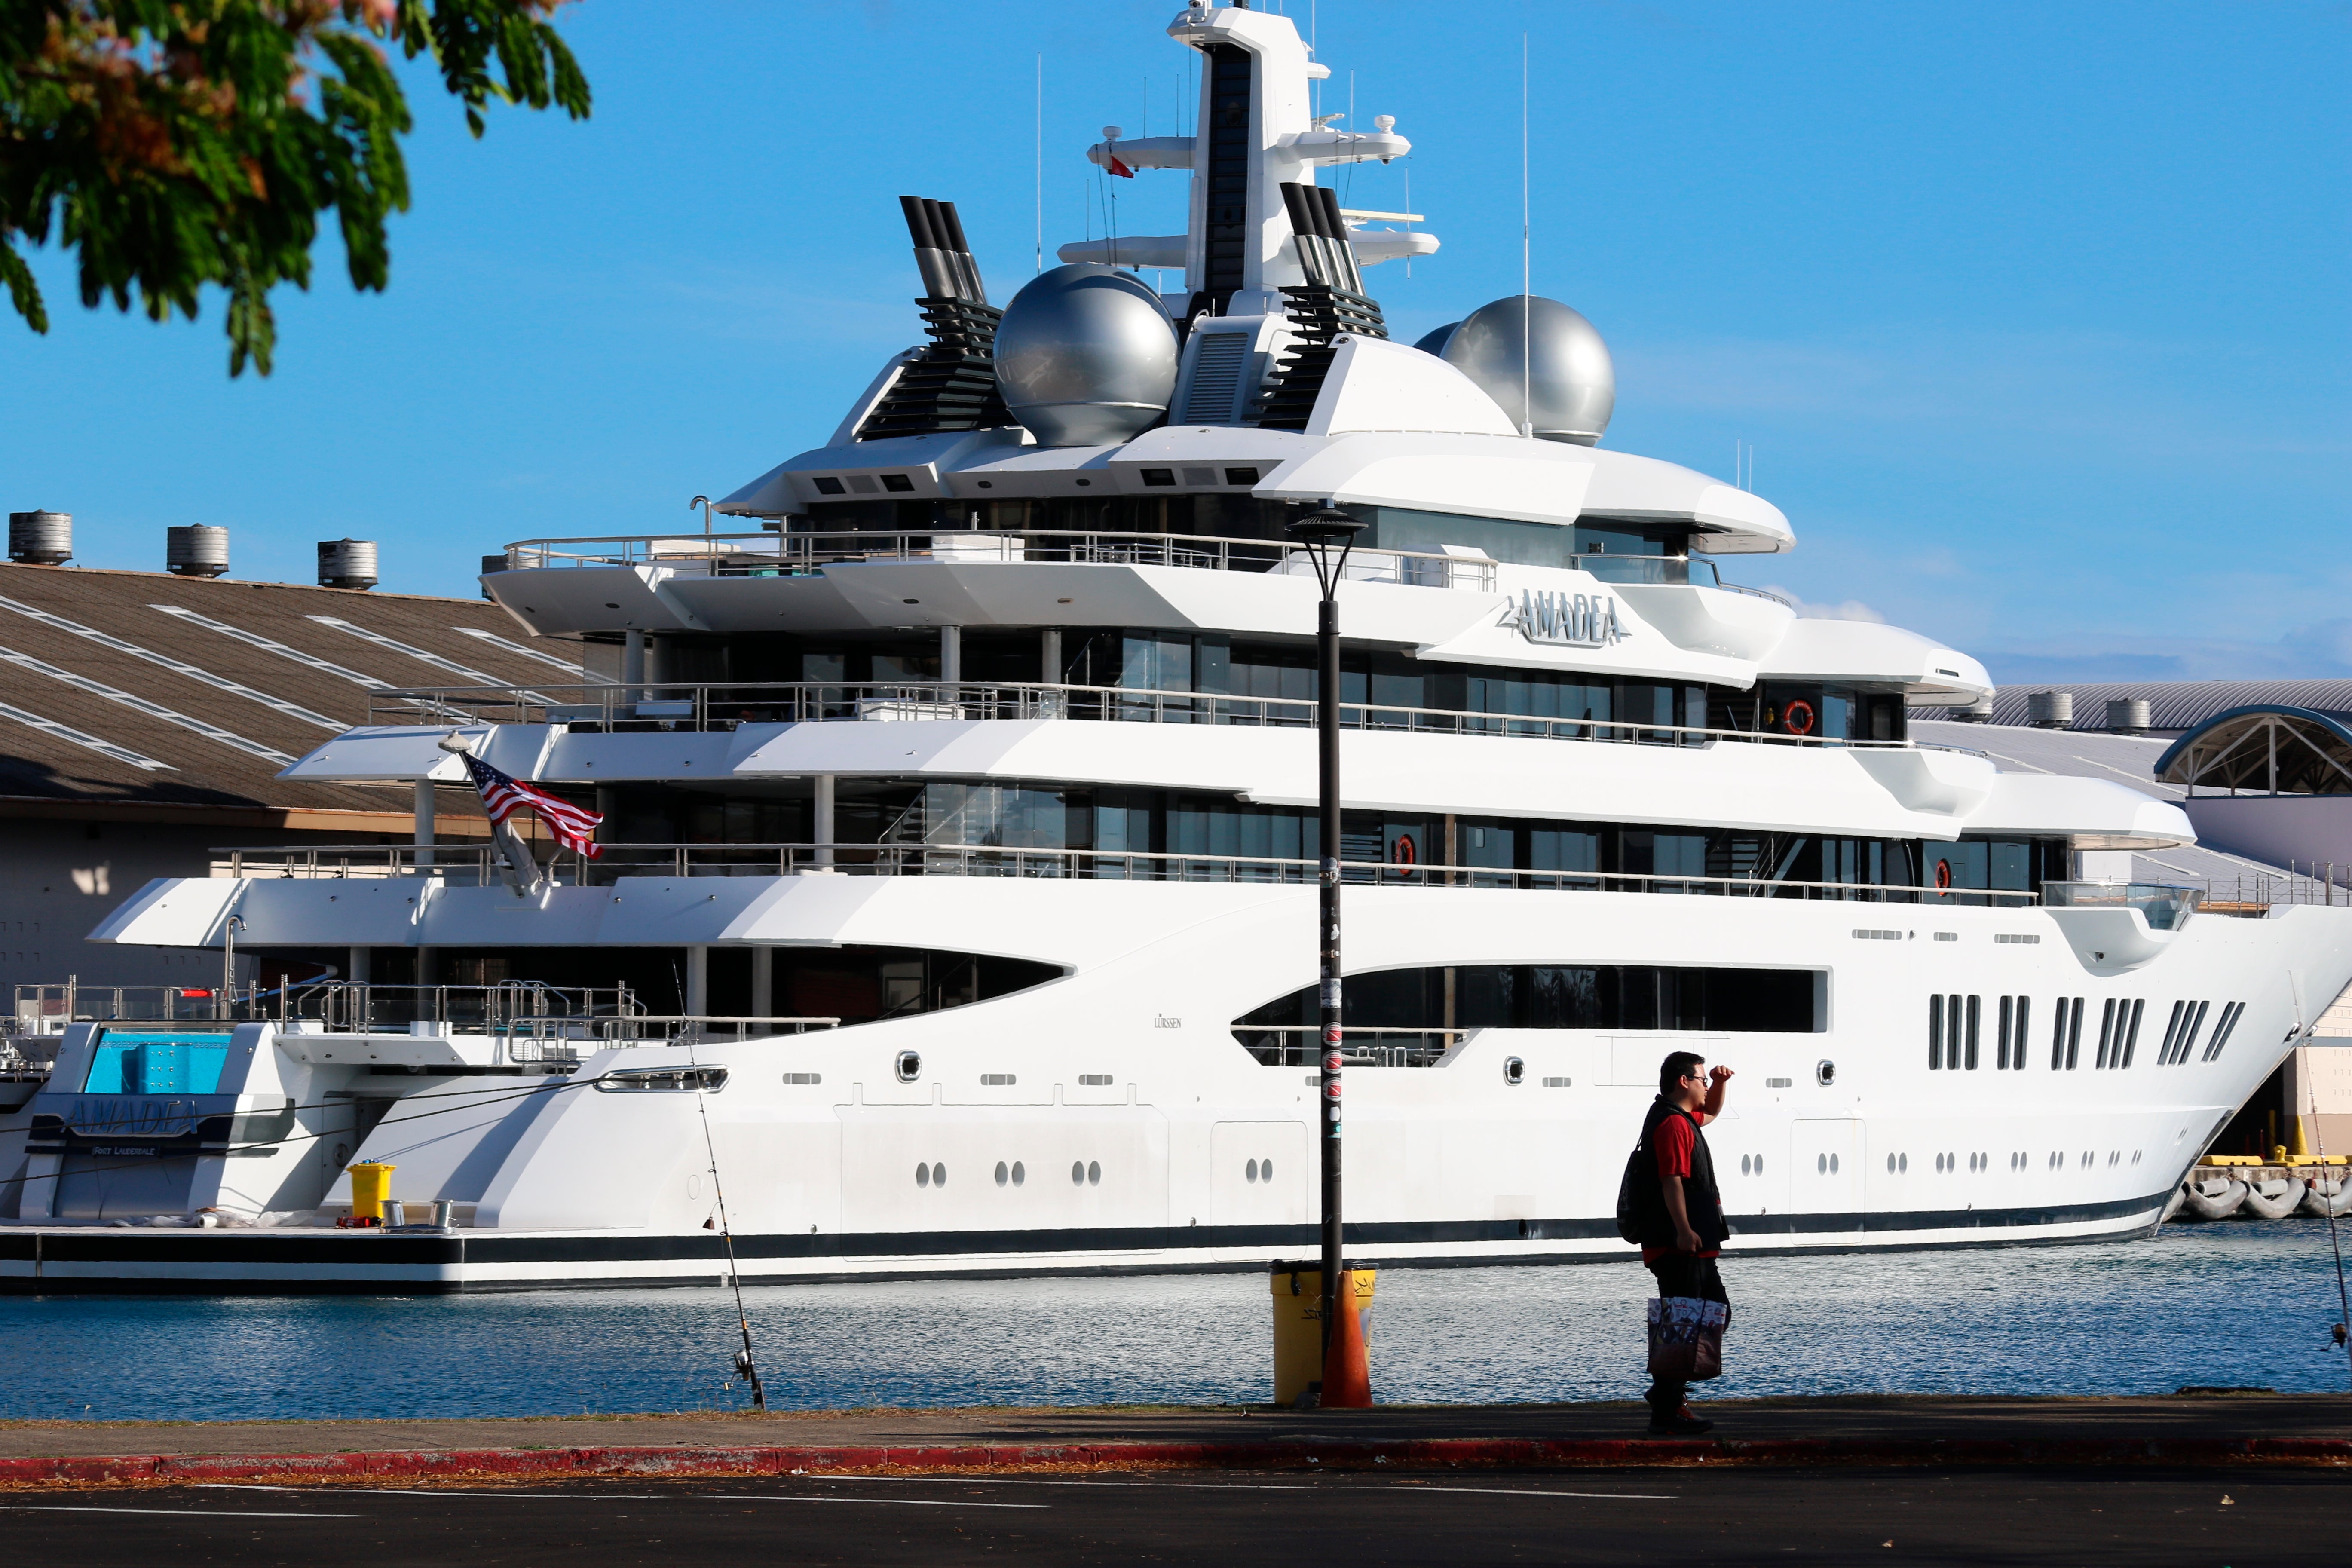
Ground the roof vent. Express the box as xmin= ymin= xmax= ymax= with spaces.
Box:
xmin=2026 ymin=690 xmax=2074 ymax=729
xmin=2105 ymin=697 xmax=2150 ymax=735
xmin=7 ymin=510 xmax=71 ymax=565
xmin=317 ymin=538 xmax=378 ymax=591
xmin=165 ymin=524 xmax=229 ymax=579
xmin=1958 ymin=695 xmax=1994 ymax=723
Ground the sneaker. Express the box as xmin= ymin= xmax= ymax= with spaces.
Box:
xmin=1647 ymin=1409 xmax=1715 ymax=1436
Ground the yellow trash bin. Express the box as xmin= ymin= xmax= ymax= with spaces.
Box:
xmin=347 ymin=1161 xmax=395 ymax=1225
xmin=1269 ymin=1260 xmax=1376 ymax=1407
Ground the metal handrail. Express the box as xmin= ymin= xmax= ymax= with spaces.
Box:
xmin=364 ymin=676 xmax=1938 ymax=754
xmin=496 ymin=527 xmax=1498 ymax=591
xmin=214 ymin=840 xmax=2040 ymax=903
xmin=493 ymin=528 xmax=1785 ymax=604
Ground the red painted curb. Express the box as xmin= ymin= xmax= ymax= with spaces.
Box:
xmin=0 ymin=1433 xmax=2346 ymax=1490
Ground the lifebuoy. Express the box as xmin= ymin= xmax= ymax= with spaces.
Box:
xmin=1394 ymin=835 xmax=1417 ymax=866
xmin=1934 ymin=858 xmax=1952 ymax=891
xmin=1782 ymin=698 xmax=1817 ymax=736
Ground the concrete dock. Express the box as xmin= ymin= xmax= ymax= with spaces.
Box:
xmin=1 ymin=1397 xmax=2347 ymax=1567
xmin=1 ymin=1393 xmax=2345 ymax=1484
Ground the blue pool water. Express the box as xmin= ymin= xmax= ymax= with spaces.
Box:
xmin=4 ymin=1222 xmax=2349 ymax=1422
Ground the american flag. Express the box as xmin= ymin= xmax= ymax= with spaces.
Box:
xmin=462 ymin=753 xmax=603 ymax=858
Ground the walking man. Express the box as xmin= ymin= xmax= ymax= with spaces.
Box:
xmin=1631 ymin=1050 xmax=1733 ymax=1434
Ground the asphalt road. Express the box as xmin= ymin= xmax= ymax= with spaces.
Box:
xmin=0 ymin=1467 xmax=2340 ymax=1567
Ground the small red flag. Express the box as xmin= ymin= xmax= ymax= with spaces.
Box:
xmin=1107 ymin=153 xmax=1135 ymax=178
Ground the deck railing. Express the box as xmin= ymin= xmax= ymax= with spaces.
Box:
xmin=214 ymin=839 xmax=2040 ymax=904
xmin=365 ymin=677 xmax=1935 ymax=756
xmin=494 ymin=529 xmax=1801 ymax=604
xmin=5 ymin=980 xmax=834 ymax=1048
xmin=497 ymin=527 xmax=1501 ymax=590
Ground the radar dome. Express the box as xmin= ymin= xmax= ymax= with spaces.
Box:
xmin=993 ymin=264 xmax=1179 ymax=446
xmin=1441 ymin=295 xmax=1614 ymax=445
xmin=1412 ymin=322 xmax=1461 ymax=357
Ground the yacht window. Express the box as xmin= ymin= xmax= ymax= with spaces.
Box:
xmin=1997 ymin=995 xmax=2014 ymax=1070
xmin=1233 ymin=964 xmax=1822 ymax=1063
xmin=2095 ymin=998 xmax=2118 ymax=1070
xmin=812 ymin=477 xmax=846 ymax=496
xmin=1222 ymin=467 xmax=1259 ymax=486
xmin=1928 ymin=993 xmax=1944 ymax=1070
xmin=2012 ymin=996 xmax=2031 ymax=1069
xmin=2203 ymin=1001 xmax=2245 ymax=1061
xmin=879 ymin=474 xmax=916 ymax=493
xmin=2118 ymin=998 xmax=2144 ymax=1067
xmin=595 ymin=1066 xmax=728 ymax=1093
xmin=1140 ymin=469 xmax=1176 ymax=487
xmin=2156 ymin=1000 xmax=2186 ymax=1065
xmin=2177 ymin=1000 xmax=2212 ymax=1063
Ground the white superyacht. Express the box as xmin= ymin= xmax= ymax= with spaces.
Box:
xmin=6 ymin=0 xmax=2345 ymax=1292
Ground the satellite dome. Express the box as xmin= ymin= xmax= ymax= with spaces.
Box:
xmin=1412 ymin=322 xmax=1461 ymax=357
xmin=993 ymin=264 xmax=1179 ymax=446
xmin=1441 ymin=295 xmax=1614 ymax=444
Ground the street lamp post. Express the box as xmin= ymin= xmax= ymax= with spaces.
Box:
xmin=1284 ymin=502 xmax=1366 ymax=1372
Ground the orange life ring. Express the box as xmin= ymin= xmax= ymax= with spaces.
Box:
xmin=1394 ymin=835 xmax=1417 ymax=866
xmin=1782 ymin=698 xmax=1817 ymax=736
xmin=1934 ymin=858 xmax=1952 ymax=891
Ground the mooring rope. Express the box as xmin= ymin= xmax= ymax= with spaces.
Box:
xmin=683 ymin=1020 xmax=765 ymax=1412
xmin=2303 ymin=1067 xmax=2352 ymax=1384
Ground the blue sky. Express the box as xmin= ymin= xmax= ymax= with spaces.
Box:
xmin=3 ymin=1 xmax=2344 ymax=686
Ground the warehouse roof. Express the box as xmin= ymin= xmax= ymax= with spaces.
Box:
xmin=1933 ymin=679 xmax=2352 ymax=736
xmin=0 ymin=562 xmax=585 ymax=833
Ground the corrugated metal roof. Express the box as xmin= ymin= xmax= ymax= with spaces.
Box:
xmin=1929 ymin=679 xmax=2352 ymax=735
xmin=0 ymin=562 xmax=586 ymax=827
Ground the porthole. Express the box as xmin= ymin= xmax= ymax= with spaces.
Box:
xmin=1503 ymin=1056 xmax=1525 ymax=1085
xmin=1087 ymin=1161 xmax=1102 ymax=1185
xmin=1262 ymin=1158 xmax=1274 ymax=1181
xmin=1071 ymin=1161 xmax=1085 ymax=1186
xmin=931 ymin=1162 xmax=946 ymax=1186
xmin=1746 ymin=1155 xmax=1756 ymax=1176
xmin=1898 ymin=1153 xmax=1908 ymax=1173
xmin=915 ymin=1163 xmax=931 ymax=1188
xmin=1885 ymin=1153 xmax=1895 ymax=1174
xmin=1754 ymin=1155 xmax=1763 ymax=1175
xmin=995 ymin=1161 xmax=1009 ymax=1187
xmin=1829 ymin=1153 xmax=1840 ymax=1174
xmin=895 ymin=1050 xmax=922 ymax=1082
xmin=1816 ymin=1060 xmax=1836 ymax=1087
xmin=1246 ymin=1159 xmax=1260 ymax=1183
xmin=1816 ymin=1153 xmax=1827 ymax=1174
xmin=1012 ymin=1162 xmax=1026 ymax=1185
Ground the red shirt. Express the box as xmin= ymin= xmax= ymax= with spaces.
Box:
xmin=1641 ymin=1110 xmax=1721 ymax=1264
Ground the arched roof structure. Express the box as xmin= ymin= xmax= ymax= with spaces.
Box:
xmin=2153 ymin=705 xmax=2352 ymax=795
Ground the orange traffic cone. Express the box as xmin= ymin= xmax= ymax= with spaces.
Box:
xmin=1320 ymin=1269 xmax=1372 ymax=1408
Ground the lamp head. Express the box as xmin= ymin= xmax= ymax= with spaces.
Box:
xmin=1284 ymin=504 xmax=1366 ymax=550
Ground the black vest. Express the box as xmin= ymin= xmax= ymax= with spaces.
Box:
xmin=1630 ymin=1097 xmax=1727 ymax=1250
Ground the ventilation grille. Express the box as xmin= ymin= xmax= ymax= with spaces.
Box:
xmin=1180 ymin=332 xmax=1251 ymax=424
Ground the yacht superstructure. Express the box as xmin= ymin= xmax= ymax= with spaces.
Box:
xmin=5 ymin=2 xmax=2345 ymax=1292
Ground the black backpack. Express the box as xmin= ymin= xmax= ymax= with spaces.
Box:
xmin=1614 ymin=1104 xmax=1686 ymax=1245
xmin=1613 ymin=1139 xmax=1651 ymax=1245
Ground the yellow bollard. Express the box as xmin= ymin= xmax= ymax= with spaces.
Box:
xmin=347 ymin=1161 xmax=395 ymax=1225
xmin=2290 ymin=1116 xmax=2312 ymax=1161
xmin=1268 ymin=1262 xmax=1376 ymax=1407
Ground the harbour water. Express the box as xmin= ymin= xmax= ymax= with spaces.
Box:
xmin=5 ymin=1224 xmax=2348 ymax=1424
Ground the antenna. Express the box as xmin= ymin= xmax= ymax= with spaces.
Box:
xmin=1520 ymin=33 xmax=1531 ymax=438
xmin=1035 ymin=56 xmax=1044 ymax=273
